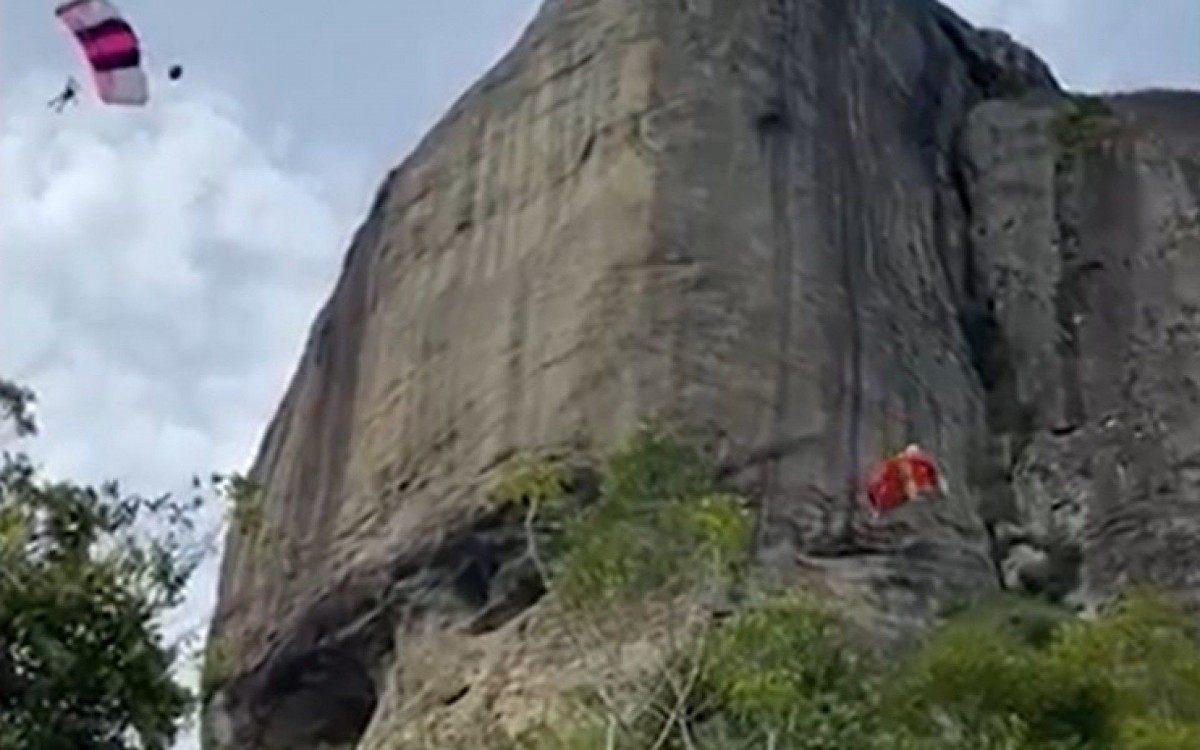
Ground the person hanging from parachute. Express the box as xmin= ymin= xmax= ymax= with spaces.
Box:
xmin=54 ymin=0 xmax=149 ymax=106
xmin=51 ymin=0 xmax=183 ymax=111
xmin=864 ymin=443 xmax=946 ymax=520
xmin=46 ymin=76 xmax=80 ymax=112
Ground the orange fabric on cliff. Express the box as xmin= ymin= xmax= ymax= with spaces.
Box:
xmin=866 ymin=444 xmax=941 ymax=516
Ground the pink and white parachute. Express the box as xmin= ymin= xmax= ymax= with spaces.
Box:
xmin=54 ymin=0 xmax=148 ymax=105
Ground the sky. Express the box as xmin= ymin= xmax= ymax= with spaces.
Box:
xmin=0 ymin=1 xmax=1196 ymax=747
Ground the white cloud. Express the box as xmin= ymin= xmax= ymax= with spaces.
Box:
xmin=0 ymin=71 xmax=366 ymax=748
xmin=1 ymin=72 xmax=359 ymax=488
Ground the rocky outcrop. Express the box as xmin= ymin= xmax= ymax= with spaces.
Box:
xmin=201 ymin=1 xmax=1200 ymax=747
xmin=962 ymin=92 xmax=1200 ymax=614
xmin=1108 ymin=89 xmax=1200 ymax=196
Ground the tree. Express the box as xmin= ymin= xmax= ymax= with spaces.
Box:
xmin=0 ymin=378 xmax=202 ymax=749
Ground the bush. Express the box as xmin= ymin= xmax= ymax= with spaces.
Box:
xmin=1118 ymin=718 xmax=1200 ymax=750
xmin=492 ymin=455 xmax=574 ymax=511
xmin=936 ymin=592 xmax=1074 ymax=648
xmin=200 ymin=634 xmax=236 ymax=705
xmin=690 ymin=592 xmax=886 ymax=749
xmin=890 ymin=589 xmax=1200 ymax=749
xmin=479 ymin=427 xmax=1200 ymax=750
xmin=509 ymin=585 xmax=1200 ymax=750
xmin=1051 ymin=95 xmax=1118 ymax=151
xmin=1048 ymin=590 xmax=1200 ymax=729
xmin=537 ymin=426 xmax=751 ymax=610
xmin=212 ymin=472 xmax=265 ymax=539
xmin=887 ymin=606 xmax=1105 ymax=746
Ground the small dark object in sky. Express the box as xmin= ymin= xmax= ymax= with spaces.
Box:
xmin=168 ymin=65 xmax=183 ymax=81
xmin=46 ymin=77 xmax=79 ymax=113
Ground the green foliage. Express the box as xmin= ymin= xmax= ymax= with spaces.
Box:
xmin=889 ymin=589 xmax=1200 ymax=749
xmin=0 ymin=378 xmax=37 ymax=437
xmin=507 ymin=584 xmax=1200 ymax=750
xmin=489 ymin=429 xmax=751 ymax=609
xmin=1118 ymin=718 xmax=1200 ymax=750
xmin=505 ymin=592 xmax=889 ymax=750
xmin=213 ymin=471 xmax=265 ymax=538
xmin=200 ymin=634 xmax=235 ymax=705
xmin=490 ymin=453 xmax=577 ymax=551
xmin=690 ymin=592 xmax=887 ymax=749
xmin=492 ymin=455 xmax=573 ymax=511
xmin=1051 ymin=95 xmax=1119 ymax=151
xmin=0 ymin=442 xmax=201 ymax=748
xmin=937 ymin=591 xmax=1073 ymax=648
xmin=598 ymin=427 xmax=715 ymax=508
xmin=547 ymin=427 xmax=751 ymax=609
xmin=887 ymin=606 xmax=1106 ymax=747
xmin=503 ymin=715 xmax=617 ymax=750
xmin=442 ymin=428 xmax=1200 ymax=750
xmin=1047 ymin=589 xmax=1200 ymax=725
xmin=700 ymin=593 xmax=863 ymax=723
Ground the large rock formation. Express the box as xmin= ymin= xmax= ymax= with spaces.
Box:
xmin=201 ymin=0 xmax=1200 ymax=747
xmin=961 ymin=91 xmax=1200 ymax=614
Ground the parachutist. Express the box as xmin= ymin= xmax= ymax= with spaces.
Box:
xmin=56 ymin=0 xmax=149 ymax=106
xmin=47 ymin=77 xmax=79 ymax=113
xmin=866 ymin=444 xmax=944 ymax=517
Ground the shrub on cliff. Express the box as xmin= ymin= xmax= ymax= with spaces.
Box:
xmin=1052 ymin=94 xmax=1119 ymax=150
xmin=486 ymin=426 xmax=1200 ymax=750
xmin=492 ymin=426 xmax=751 ymax=612
xmin=498 ymin=588 xmax=1200 ymax=750
xmin=885 ymin=588 xmax=1200 ymax=748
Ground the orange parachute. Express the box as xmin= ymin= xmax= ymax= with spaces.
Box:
xmin=865 ymin=444 xmax=943 ymax=517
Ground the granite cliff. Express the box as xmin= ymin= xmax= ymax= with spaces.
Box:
xmin=201 ymin=0 xmax=1200 ymax=747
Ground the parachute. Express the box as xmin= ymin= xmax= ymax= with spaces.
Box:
xmin=54 ymin=0 xmax=148 ymax=105
xmin=865 ymin=444 xmax=944 ymax=517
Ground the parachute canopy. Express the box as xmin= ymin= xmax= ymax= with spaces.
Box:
xmin=866 ymin=444 xmax=943 ymax=517
xmin=55 ymin=0 xmax=148 ymax=105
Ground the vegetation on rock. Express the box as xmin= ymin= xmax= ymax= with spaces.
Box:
xmin=211 ymin=471 xmax=265 ymax=540
xmin=473 ymin=427 xmax=1200 ymax=750
xmin=1052 ymin=95 xmax=1120 ymax=150
xmin=548 ymin=428 xmax=749 ymax=610
xmin=199 ymin=633 xmax=236 ymax=707
xmin=490 ymin=428 xmax=750 ymax=608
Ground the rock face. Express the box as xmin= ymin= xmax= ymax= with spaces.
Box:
xmin=201 ymin=0 xmax=1200 ymax=747
xmin=963 ymin=92 xmax=1200 ymax=614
